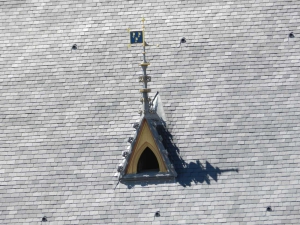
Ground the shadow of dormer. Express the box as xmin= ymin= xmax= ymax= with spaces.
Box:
xmin=156 ymin=124 xmax=239 ymax=187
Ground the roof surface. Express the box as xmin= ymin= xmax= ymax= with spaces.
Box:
xmin=1 ymin=0 xmax=300 ymax=224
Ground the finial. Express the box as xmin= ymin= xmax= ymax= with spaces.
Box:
xmin=141 ymin=17 xmax=145 ymax=38
xmin=142 ymin=17 xmax=146 ymax=48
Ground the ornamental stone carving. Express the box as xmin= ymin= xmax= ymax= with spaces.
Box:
xmin=117 ymin=164 xmax=124 ymax=172
xmin=133 ymin=122 xmax=139 ymax=130
xmin=139 ymin=75 xmax=151 ymax=82
xmin=122 ymin=151 xmax=129 ymax=158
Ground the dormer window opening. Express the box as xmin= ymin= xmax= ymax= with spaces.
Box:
xmin=137 ymin=147 xmax=159 ymax=173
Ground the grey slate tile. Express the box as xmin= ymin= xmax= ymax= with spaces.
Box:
xmin=1 ymin=0 xmax=300 ymax=224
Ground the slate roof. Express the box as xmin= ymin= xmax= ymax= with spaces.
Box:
xmin=1 ymin=0 xmax=300 ymax=224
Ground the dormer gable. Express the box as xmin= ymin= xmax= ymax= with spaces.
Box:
xmin=126 ymin=119 xmax=167 ymax=174
xmin=118 ymin=118 xmax=177 ymax=181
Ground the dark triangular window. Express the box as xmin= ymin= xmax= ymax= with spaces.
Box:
xmin=137 ymin=147 xmax=159 ymax=173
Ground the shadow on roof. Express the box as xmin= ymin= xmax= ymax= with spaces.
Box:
xmin=157 ymin=125 xmax=239 ymax=187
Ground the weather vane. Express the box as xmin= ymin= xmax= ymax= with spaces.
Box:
xmin=127 ymin=17 xmax=159 ymax=48
xmin=127 ymin=17 xmax=146 ymax=48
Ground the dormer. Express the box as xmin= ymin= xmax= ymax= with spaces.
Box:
xmin=118 ymin=118 xmax=177 ymax=181
xmin=117 ymin=18 xmax=177 ymax=181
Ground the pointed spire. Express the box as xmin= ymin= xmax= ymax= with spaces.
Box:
xmin=139 ymin=17 xmax=152 ymax=116
xmin=118 ymin=18 xmax=177 ymax=181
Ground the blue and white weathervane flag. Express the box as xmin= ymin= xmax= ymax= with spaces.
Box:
xmin=130 ymin=31 xmax=143 ymax=44
xmin=127 ymin=18 xmax=159 ymax=48
xmin=127 ymin=17 xmax=146 ymax=48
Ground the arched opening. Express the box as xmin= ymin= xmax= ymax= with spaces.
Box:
xmin=137 ymin=147 xmax=159 ymax=173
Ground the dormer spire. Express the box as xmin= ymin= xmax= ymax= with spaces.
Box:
xmin=128 ymin=18 xmax=153 ymax=115
xmin=139 ymin=17 xmax=151 ymax=115
xmin=118 ymin=19 xmax=177 ymax=181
